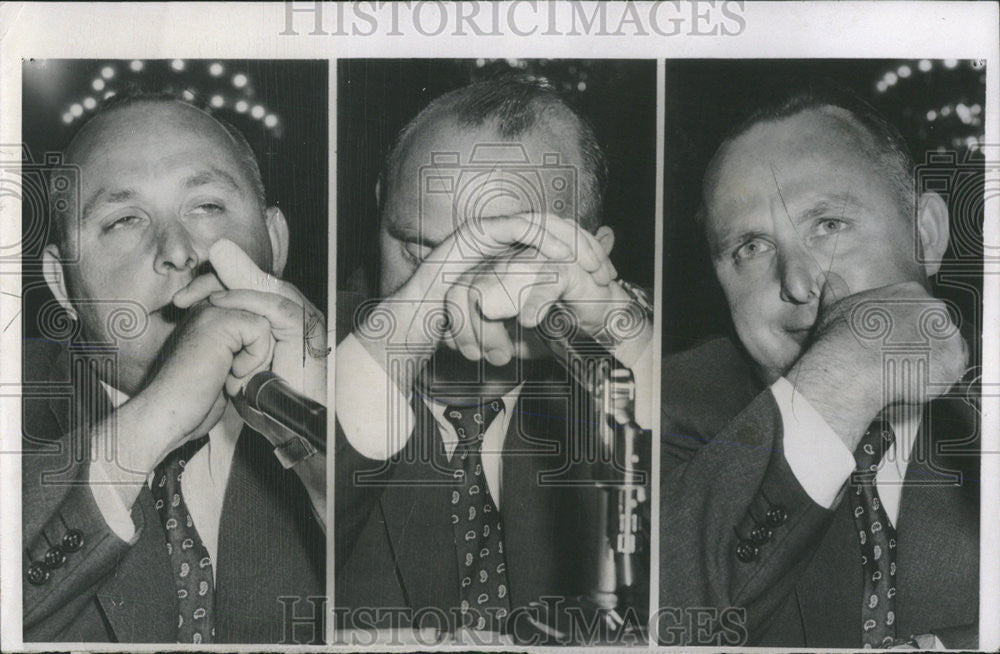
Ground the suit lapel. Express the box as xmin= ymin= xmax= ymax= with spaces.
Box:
xmin=378 ymin=398 xmax=460 ymax=611
xmin=792 ymin=498 xmax=860 ymax=647
xmin=96 ymin=487 xmax=176 ymax=642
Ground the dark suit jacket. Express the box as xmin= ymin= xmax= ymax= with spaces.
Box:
xmin=334 ymin=360 xmax=647 ymax=630
xmin=21 ymin=339 xmax=325 ymax=644
xmin=659 ymin=338 xmax=979 ymax=649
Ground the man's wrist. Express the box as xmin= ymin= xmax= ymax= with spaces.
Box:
xmin=786 ymin=347 xmax=883 ymax=451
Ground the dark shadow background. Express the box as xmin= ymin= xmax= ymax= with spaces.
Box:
xmin=663 ymin=59 xmax=987 ymax=366
xmin=337 ymin=58 xmax=656 ymax=298
xmin=20 ymin=58 xmax=328 ymax=340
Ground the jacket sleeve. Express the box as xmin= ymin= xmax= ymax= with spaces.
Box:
xmin=660 ymin=387 xmax=838 ymax=644
xmin=21 ymin=427 xmax=144 ymax=640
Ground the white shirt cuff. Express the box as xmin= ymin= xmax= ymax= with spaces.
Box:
xmin=629 ymin=338 xmax=654 ymax=431
xmin=88 ymin=459 xmax=141 ymax=544
xmin=771 ymin=377 xmax=855 ymax=509
xmin=335 ymin=333 xmax=415 ymax=460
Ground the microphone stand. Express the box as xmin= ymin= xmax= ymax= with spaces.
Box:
xmin=537 ymin=315 xmax=650 ymax=644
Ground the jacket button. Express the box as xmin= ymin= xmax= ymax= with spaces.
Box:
xmin=765 ymin=505 xmax=788 ymax=527
xmin=26 ymin=561 xmax=50 ymax=585
xmin=736 ymin=539 xmax=759 ymax=563
xmin=750 ymin=524 xmax=772 ymax=545
xmin=62 ymin=529 xmax=84 ymax=552
xmin=44 ymin=545 xmax=67 ymax=569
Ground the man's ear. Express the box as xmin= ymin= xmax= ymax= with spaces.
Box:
xmin=42 ymin=244 xmax=76 ymax=319
xmin=265 ymin=207 xmax=290 ymax=277
xmin=594 ymin=225 xmax=615 ymax=256
xmin=915 ymin=191 xmax=950 ymax=277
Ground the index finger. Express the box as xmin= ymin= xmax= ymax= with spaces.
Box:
xmin=209 ymin=239 xmax=282 ymax=294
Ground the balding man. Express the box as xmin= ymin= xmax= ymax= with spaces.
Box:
xmin=660 ymin=83 xmax=977 ymax=649
xmin=335 ymin=75 xmax=654 ymax=641
xmin=23 ymin=94 xmax=326 ymax=644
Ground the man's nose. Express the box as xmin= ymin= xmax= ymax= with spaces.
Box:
xmin=153 ymin=220 xmax=201 ymax=274
xmin=777 ymin=247 xmax=820 ymax=304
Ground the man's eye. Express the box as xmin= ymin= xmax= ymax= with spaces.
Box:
xmin=104 ymin=214 xmax=143 ymax=232
xmin=816 ymin=218 xmax=847 ymax=235
xmin=733 ymin=238 xmax=773 ymax=261
xmin=188 ymin=202 xmax=225 ymax=215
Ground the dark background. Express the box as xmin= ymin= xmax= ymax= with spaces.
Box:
xmin=663 ymin=59 xmax=987 ymax=363
xmin=20 ymin=58 xmax=328 ymax=340
xmin=337 ymin=58 xmax=657 ymax=297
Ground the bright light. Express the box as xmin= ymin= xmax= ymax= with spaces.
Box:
xmin=70 ymin=103 xmax=83 ymax=117
xmin=944 ymin=59 xmax=958 ymax=69
xmin=92 ymin=79 xmax=105 ymax=91
xmin=884 ymin=72 xmax=898 ymax=86
xmin=918 ymin=59 xmax=932 ymax=72
xmin=104 ymin=90 xmax=116 ymax=100
xmin=876 ymin=81 xmax=888 ymax=93
xmin=62 ymin=113 xmax=73 ymax=124
xmin=235 ymin=100 xmax=248 ymax=113
xmin=966 ymin=136 xmax=980 ymax=151
xmin=956 ymin=103 xmax=971 ymax=124
xmin=940 ymin=105 xmax=952 ymax=117
xmin=171 ymin=59 xmax=185 ymax=71
xmin=926 ymin=110 xmax=937 ymax=121
xmin=475 ymin=58 xmax=486 ymax=68
xmin=182 ymin=90 xmax=195 ymax=101
xmin=971 ymin=104 xmax=982 ymax=116
xmin=101 ymin=66 xmax=115 ymax=79
xmin=577 ymin=81 xmax=587 ymax=92
xmin=130 ymin=60 xmax=144 ymax=72
xmin=210 ymin=95 xmax=224 ymax=108
xmin=209 ymin=62 xmax=224 ymax=76
xmin=233 ymin=74 xmax=248 ymax=88
xmin=897 ymin=65 xmax=911 ymax=79
xmin=83 ymin=97 xmax=97 ymax=110
xmin=264 ymin=114 xmax=278 ymax=128
xmin=251 ymin=105 xmax=265 ymax=119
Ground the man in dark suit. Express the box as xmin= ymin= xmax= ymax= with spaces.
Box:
xmin=22 ymin=94 xmax=326 ymax=643
xmin=659 ymin=84 xmax=978 ymax=649
xmin=334 ymin=75 xmax=654 ymax=644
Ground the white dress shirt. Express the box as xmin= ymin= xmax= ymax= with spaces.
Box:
xmin=772 ymin=377 xmax=920 ymax=526
xmin=336 ymin=332 xmax=654 ymax=505
xmin=90 ymin=382 xmax=242 ymax=581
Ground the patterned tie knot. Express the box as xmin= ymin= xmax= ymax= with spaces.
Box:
xmin=854 ymin=419 xmax=896 ymax=472
xmin=443 ymin=399 xmax=505 ymax=446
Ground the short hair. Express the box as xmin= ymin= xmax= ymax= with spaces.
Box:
xmin=48 ymin=90 xmax=265 ymax=249
xmin=698 ymin=79 xmax=916 ymax=227
xmin=379 ymin=73 xmax=608 ymax=231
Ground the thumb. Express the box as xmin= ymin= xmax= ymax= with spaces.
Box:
xmin=818 ymin=270 xmax=851 ymax=315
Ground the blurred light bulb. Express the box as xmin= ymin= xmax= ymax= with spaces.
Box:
xmin=884 ymin=72 xmax=898 ymax=86
xmin=130 ymin=60 xmax=144 ymax=72
xmin=918 ymin=59 xmax=932 ymax=72
xmin=897 ymin=65 xmax=911 ymax=78
xmin=235 ymin=100 xmax=248 ymax=113
xmin=171 ymin=59 xmax=185 ymax=71
xmin=233 ymin=74 xmax=248 ymax=88
xmin=944 ymin=59 xmax=958 ymax=69
xmin=251 ymin=105 xmax=265 ymax=119
xmin=209 ymin=62 xmax=224 ymax=76
xmin=70 ymin=103 xmax=83 ymax=117
xmin=83 ymin=97 xmax=97 ymax=110
xmin=101 ymin=66 xmax=115 ymax=79
xmin=210 ymin=95 xmax=224 ymax=108
xmin=62 ymin=113 xmax=73 ymax=124
xmin=926 ymin=110 xmax=937 ymax=121
xmin=264 ymin=114 xmax=278 ymax=128
xmin=92 ymin=79 xmax=105 ymax=91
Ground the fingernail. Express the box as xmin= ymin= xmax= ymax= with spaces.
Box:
xmin=485 ymin=348 xmax=511 ymax=366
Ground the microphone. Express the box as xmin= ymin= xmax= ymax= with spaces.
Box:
xmin=235 ymin=371 xmax=326 ymax=466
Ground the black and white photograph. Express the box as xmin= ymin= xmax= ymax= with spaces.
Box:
xmin=334 ymin=58 xmax=656 ymax=646
xmin=18 ymin=58 xmax=328 ymax=644
xmin=659 ymin=59 xmax=987 ymax=648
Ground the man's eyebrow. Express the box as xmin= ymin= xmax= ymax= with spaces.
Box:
xmin=796 ymin=193 xmax=857 ymax=221
xmin=81 ymin=188 xmax=136 ymax=221
xmin=183 ymin=168 xmax=242 ymax=192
